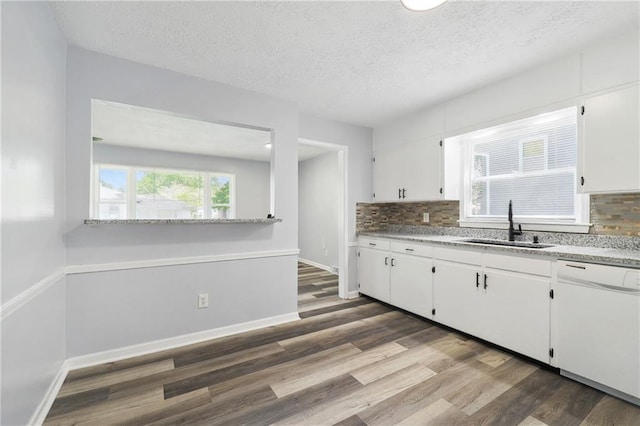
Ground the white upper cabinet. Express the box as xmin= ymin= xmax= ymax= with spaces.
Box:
xmin=579 ymin=83 xmax=640 ymax=193
xmin=373 ymin=139 xmax=442 ymax=202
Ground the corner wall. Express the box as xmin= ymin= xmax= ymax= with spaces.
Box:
xmin=1 ymin=2 xmax=68 ymax=424
xmin=64 ymin=48 xmax=299 ymax=358
xmin=299 ymin=114 xmax=373 ymax=294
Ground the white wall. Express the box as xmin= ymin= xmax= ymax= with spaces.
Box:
xmin=65 ymin=47 xmax=299 ymax=357
xmin=1 ymin=2 xmax=68 ymax=424
xmin=93 ymin=144 xmax=271 ymax=219
xmin=299 ymin=114 xmax=373 ymax=294
xmin=374 ymin=29 xmax=640 ymax=149
xmin=299 ymin=151 xmax=340 ymax=269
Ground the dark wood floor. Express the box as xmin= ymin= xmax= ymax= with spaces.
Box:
xmin=44 ymin=262 xmax=640 ymax=425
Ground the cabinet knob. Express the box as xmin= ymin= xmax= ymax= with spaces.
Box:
xmin=580 ymin=176 xmax=585 ymax=186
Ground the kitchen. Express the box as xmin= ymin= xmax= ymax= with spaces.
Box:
xmin=2 ymin=1 xmax=640 ymax=425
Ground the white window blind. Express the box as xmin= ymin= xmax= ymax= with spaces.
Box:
xmin=451 ymin=107 xmax=582 ymax=224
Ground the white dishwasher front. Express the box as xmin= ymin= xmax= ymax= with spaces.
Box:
xmin=557 ymin=260 xmax=640 ymax=404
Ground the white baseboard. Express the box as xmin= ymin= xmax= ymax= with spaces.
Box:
xmin=28 ymin=312 xmax=299 ymax=424
xmin=66 ymin=312 xmax=300 ymax=370
xmin=29 ymin=360 xmax=70 ymax=426
xmin=298 ymin=258 xmax=336 ymax=274
xmin=346 ymin=291 xmax=360 ymax=299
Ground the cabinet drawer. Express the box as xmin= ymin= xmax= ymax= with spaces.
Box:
xmin=390 ymin=241 xmax=433 ymax=257
xmin=484 ymin=253 xmax=551 ymax=277
xmin=358 ymin=237 xmax=390 ymax=250
xmin=434 ymin=246 xmax=481 ymax=266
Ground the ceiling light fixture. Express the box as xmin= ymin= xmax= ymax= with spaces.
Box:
xmin=401 ymin=0 xmax=448 ymax=12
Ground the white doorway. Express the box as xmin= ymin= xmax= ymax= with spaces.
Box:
xmin=298 ymin=138 xmax=349 ymax=299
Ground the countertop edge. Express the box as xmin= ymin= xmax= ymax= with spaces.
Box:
xmin=358 ymin=232 xmax=640 ymax=268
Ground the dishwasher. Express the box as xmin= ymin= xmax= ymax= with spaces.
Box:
xmin=557 ymin=260 xmax=640 ymax=405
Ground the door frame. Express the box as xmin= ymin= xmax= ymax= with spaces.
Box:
xmin=298 ymin=138 xmax=349 ymax=299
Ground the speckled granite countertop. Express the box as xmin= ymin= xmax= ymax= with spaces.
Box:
xmin=359 ymin=226 xmax=640 ymax=268
xmin=84 ymin=218 xmax=282 ymax=225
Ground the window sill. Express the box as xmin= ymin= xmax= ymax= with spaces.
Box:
xmin=458 ymin=220 xmax=592 ymax=234
xmin=84 ymin=218 xmax=282 ymax=225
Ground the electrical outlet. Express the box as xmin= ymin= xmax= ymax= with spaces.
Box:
xmin=198 ymin=293 xmax=209 ymax=309
xmin=330 ymin=265 xmax=339 ymax=274
xmin=324 ymin=249 xmax=329 ymax=257
xmin=423 ymin=213 xmax=430 ymax=223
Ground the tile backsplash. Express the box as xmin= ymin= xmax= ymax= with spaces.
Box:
xmin=356 ymin=201 xmax=459 ymax=232
xmin=590 ymin=192 xmax=640 ymax=237
xmin=357 ymin=193 xmax=640 ymax=237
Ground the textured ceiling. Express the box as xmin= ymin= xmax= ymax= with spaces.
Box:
xmin=50 ymin=1 xmax=639 ymax=128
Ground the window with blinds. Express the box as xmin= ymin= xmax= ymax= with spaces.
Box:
xmin=449 ymin=107 xmax=585 ymax=225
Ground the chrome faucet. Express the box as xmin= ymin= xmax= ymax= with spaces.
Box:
xmin=508 ymin=200 xmax=522 ymax=241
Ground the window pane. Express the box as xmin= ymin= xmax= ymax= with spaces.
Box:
xmin=135 ymin=169 xmax=204 ymax=219
xmin=99 ymin=203 xmax=126 ymax=219
xmin=211 ymin=175 xmax=233 ymax=219
xmin=98 ymin=167 xmax=127 ymax=219
xmin=459 ymin=107 xmax=578 ymax=221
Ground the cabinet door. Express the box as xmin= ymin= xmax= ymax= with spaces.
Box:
xmin=373 ymin=140 xmax=442 ymax=202
xmin=389 ymin=253 xmax=432 ymax=318
xmin=481 ymin=269 xmax=550 ymax=363
xmin=581 ymin=84 xmax=640 ymax=193
xmin=357 ymin=247 xmax=390 ymax=302
xmin=404 ymin=139 xmax=442 ymax=201
xmin=432 ymin=260 xmax=482 ymax=334
xmin=373 ymin=148 xmax=404 ymax=202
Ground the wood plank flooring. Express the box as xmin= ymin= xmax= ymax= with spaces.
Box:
xmin=44 ymin=262 xmax=640 ymax=425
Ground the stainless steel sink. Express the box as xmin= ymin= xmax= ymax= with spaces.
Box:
xmin=463 ymin=238 xmax=554 ymax=249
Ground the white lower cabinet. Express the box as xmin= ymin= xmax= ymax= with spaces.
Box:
xmin=481 ymin=268 xmax=550 ymax=363
xmin=358 ymin=238 xmax=552 ymax=364
xmin=389 ymin=252 xmax=433 ymax=318
xmin=432 ymin=259 xmax=482 ymax=336
xmin=357 ymin=239 xmax=433 ymax=316
xmin=433 ymin=248 xmax=551 ymax=363
xmin=357 ymin=245 xmax=391 ymax=303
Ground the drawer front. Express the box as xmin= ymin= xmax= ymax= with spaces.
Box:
xmin=358 ymin=237 xmax=390 ymax=251
xmin=390 ymin=241 xmax=433 ymax=258
xmin=484 ymin=253 xmax=551 ymax=277
xmin=434 ymin=246 xmax=482 ymax=266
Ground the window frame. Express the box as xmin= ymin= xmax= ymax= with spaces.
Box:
xmin=451 ymin=107 xmax=590 ymax=233
xmin=92 ymin=163 xmax=236 ymax=220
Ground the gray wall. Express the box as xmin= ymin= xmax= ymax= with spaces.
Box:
xmin=299 ymin=114 xmax=374 ymax=293
xmin=1 ymin=2 xmax=68 ymax=425
xmin=299 ymin=152 xmax=340 ymax=269
xmin=65 ymin=48 xmax=299 ymax=357
xmin=93 ymin=144 xmax=271 ymax=219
